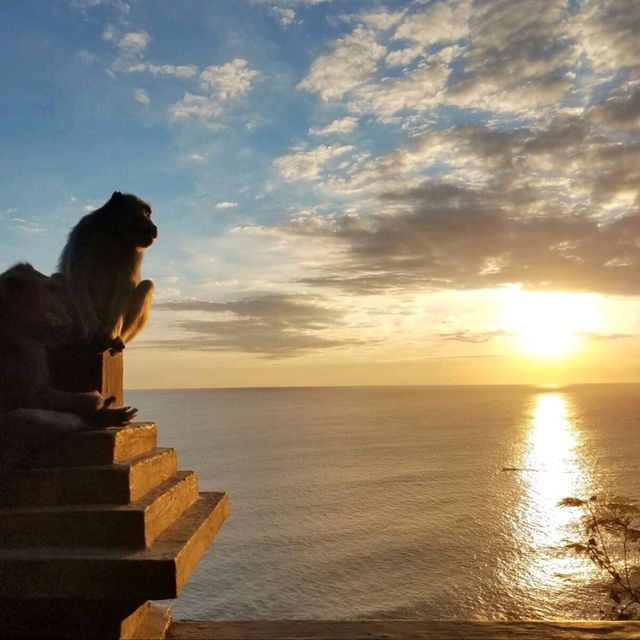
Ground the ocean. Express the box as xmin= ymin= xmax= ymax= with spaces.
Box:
xmin=128 ymin=384 xmax=640 ymax=621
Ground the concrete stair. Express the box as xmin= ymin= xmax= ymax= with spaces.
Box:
xmin=0 ymin=420 xmax=228 ymax=639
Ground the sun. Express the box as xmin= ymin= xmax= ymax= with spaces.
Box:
xmin=500 ymin=291 xmax=601 ymax=358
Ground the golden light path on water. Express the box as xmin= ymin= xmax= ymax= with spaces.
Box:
xmin=511 ymin=392 xmax=595 ymax=614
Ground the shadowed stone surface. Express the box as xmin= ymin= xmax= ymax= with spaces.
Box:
xmin=0 ymin=598 xmax=171 ymax=639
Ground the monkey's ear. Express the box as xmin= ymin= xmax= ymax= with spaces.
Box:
xmin=110 ymin=191 xmax=123 ymax=202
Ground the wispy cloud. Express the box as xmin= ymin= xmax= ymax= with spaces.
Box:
xmin=309 ymin=116 xmax=358 ymax=137
xmin=154 ymin=294 xmax=355 ymax=357
xmin=215 ymin=201 xmax=238 ymax=210
xmin=275 ymin=144 xmax=354 ymax=181
xmin=133 ymin=88 xmax=149 ymax=105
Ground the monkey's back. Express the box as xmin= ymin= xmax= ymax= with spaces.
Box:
xmin=59 ymin=211 xmax=143 ymax=325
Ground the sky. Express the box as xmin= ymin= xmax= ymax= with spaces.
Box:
xmin=2 ymin=0 xmax=640 ymax=388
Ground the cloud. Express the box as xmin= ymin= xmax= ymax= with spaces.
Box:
xmin=102 ymin=25 xmax=197 ymax=78
xmin=214 ymin=201 xmax=238 ymax=209
xmin=393 ymin=0 xmax=469 ymax=45
xmin=169 ymin=93 xmax=224 ymax=125
xmin=108 ymin=30 xmax=150 ymax=72
xmin=69 ymin=0 xmax=129 ymax=14
xmin=285 ymin=165 xmax=640 ymax=296
xmin=274 ymin=144 xmax=354 ymax=181
xmin=273 ymin=7 xmax=296 ymax=26
xmin=154 ymin=294 xmax=354 ymax=357
xmin=200 ymin=59 xmax=260 ymax=99
xmin=309 ymin=116 xmax=358 ymax=137
xmin=77 ymin=49 xmax=97 ymax=65
xmin=255 ymin=0 xmax=336 ymax=26
xmin=169 ymin=58 xmax=260 ymax=127
xmin=439 ymin=330 xmax=511 ymax=344
xmin=127 ymin=63 xmax=198 ymax=78
xmin=118 ymin=31 xmax=149 ymax=55
xmin=590 ymin=86 xmax=640 ymax=132
xmin=298 ymin=0 xmax=581 ymax=121
xmin=446 ymin=0 xmax=575 ymax=113
xmin=359 ymin=9 xmax=404 ymax=31
xmin=0 ymin=214 xmax=46 ymax=235
xmin=569 ymin=0 xmax=640 ymax=73
xmin=297 ymin=27 xmax=386 ymax=101
xmin=133 ymin=88 xmax=149 ymax=105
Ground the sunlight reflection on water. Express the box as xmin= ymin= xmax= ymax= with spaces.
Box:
xmin=512 ymin=392 xmax=594 ymax=615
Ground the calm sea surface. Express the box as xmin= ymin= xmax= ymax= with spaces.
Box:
xmin=128 ymin=384 xmax=640 ymax=620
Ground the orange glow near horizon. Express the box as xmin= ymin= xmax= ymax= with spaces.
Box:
xmin=501 ymin=291 xmax=601 ymax=359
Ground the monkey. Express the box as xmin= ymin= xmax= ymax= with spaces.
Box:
xmin=0 ymin=263 xmax=137 ymax=477
xmin=58 ymin=191 xmax=157 ymax=353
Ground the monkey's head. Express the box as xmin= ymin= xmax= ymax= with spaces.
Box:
xmin=0 ymin=264 xmax=73 ymax=346
xmin=106 ymin=191 xmax=158 ymax=249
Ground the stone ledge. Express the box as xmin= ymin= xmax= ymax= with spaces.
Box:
xmin=0 ymin=491 xmax=228 ymax=600
xmin=167 ymin=619 xmax=640 ymax=640
xmin=32 ymin=423 xmax=158 ymax=468
xmin=0 ymin=447 xmax=177 ymax=506
xmin=0 ymin=471 xmax=199 ymax=548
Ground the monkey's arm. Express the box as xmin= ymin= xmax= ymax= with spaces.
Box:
xmin=105 ymin=273 xmax=135 ymax=341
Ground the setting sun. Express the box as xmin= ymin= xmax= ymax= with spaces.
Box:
xmin=501 ymin=292 xmax=601 ymax=358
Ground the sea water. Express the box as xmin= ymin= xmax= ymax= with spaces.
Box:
xmin=128 ymin=384 xmax=640 ymax=620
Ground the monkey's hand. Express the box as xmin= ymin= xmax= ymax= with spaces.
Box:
xmin=91 ymin=326 xmax=125 ymax=354
xmin=92 ymin=397 xmax=138 ymax=429
xmin=107 ymin=336 xmax=126 ymax=354
xmin=75 ymin=390 xmax=109 ymax=415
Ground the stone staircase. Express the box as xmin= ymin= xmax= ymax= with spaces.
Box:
xmin=0 ymin=421 xmax=228 ymax=639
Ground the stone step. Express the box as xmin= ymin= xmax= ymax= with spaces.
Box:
xmin=0 ymin=492 xmax=228 ymax=600
xmin=31 ymin=423 xmax=158 ymax=468
xmin=0 ymin=471 xmax=199 ymax=548
xmin=0 ymin=447 xmax=178 ymax=507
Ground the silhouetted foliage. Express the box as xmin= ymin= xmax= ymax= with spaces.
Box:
xmin=560 ymin=495 xmax=640 ymax=620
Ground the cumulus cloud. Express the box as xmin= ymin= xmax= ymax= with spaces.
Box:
xmin=154 ymin=294 xmax=354 ymax=357
xmin=169 ymin=58 xmax=260 ymax=127
xmin=200 ymin=59 xmax=260 ymax=99
xmin=215 ymin=201 xmax=238 ymax=209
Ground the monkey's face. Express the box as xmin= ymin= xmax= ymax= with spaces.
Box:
xmin=0 ymin=265 xmax=73 ymax=345
xmin=112 ymin=194 xmax=158 ymax=249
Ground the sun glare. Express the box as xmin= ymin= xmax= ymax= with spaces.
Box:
xmin=501 ymin=291 xmax=601 ymax=358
